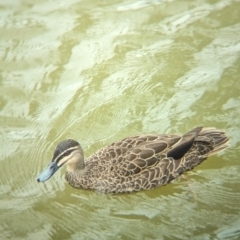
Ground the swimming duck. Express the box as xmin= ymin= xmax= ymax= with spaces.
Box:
xmin=37 ymin=127 xmax=229 ymax=193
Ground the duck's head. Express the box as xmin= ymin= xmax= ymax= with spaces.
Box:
xmin=37 ymin=139 xmax=84 ymax=182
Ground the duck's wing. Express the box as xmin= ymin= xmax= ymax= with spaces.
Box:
xmin=87 ymin=127 xmax=202 ymax=176
xmin=119 ymin=128 xmax=202 ymax=176
xmin=121 ymin=135 xmax=181 ymax=175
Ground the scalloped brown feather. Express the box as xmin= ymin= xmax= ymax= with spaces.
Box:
xmin=64 ymin=127 xmax=229 ymax=193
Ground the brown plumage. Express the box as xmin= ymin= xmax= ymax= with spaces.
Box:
xmin=37 ymin=127 xmax=229 ymax=193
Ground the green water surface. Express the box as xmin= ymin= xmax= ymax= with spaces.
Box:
xmin=0 ymin=0 xmax=240 ymax=239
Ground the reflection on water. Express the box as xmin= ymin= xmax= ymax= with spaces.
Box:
xmin=0 ymin=0 xmax=240 ymax=239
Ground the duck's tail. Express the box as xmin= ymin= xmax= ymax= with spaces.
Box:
xmin=195 ymin=127 xmax=230 ymax=157
xmin=177 ymin=127 xmax=230 ymax=171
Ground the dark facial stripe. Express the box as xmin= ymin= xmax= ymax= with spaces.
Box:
xmin=53 ymin=146 xmax=79 ymax=163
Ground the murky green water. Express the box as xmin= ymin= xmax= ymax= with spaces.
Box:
xmin=1 ymin=0 xmax=240 ymax=239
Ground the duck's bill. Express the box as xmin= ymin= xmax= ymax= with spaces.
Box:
xmin=37 ymin=161 xmax=59 ymax=182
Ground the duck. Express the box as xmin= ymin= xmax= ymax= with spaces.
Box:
xmin=37 ymin=127 xmax=229 ymax=193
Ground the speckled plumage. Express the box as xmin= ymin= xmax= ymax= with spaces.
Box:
xmin=38 ymin=127 xmax=229 ymax=193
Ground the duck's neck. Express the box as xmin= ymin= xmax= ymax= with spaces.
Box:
xmin=67 ymin=160 xmax=85 ymax=172
xmin=65 ymin=156 xmax=88 ymax=189
xmin=66 ymin=148 xmax=85 ymax=173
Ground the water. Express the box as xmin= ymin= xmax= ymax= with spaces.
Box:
xmin=1 ymin=0 xmax=240 ymax=239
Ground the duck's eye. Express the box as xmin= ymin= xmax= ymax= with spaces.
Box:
xmin=63 ymin=151 xmax=71 ymax=157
